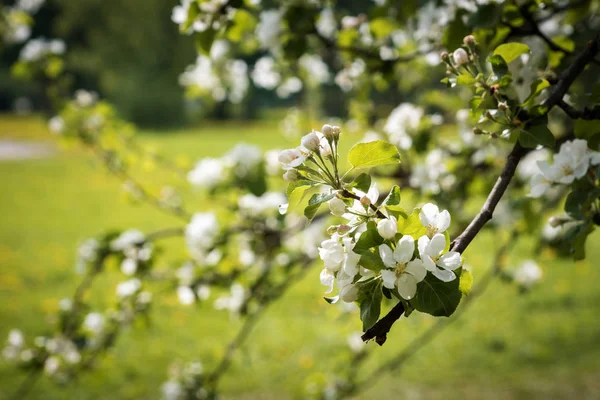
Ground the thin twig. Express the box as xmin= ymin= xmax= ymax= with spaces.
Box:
xmin=557 ymin=100 xmax=600 ymax=120
xmin=10 ymin=368 xmax=42 ymax=400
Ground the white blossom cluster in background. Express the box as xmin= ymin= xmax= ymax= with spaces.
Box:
xmin=2 ymin=0 xmax=45 ymax=44
xmin=529 ymin=139 xmax=600 ymax=198
xmin=410 ymin=149 xmax=457 ymax=195
xmin=161 ymin=361 xmax=206 ymax=400
xmin=383 ymin=103 xmax=424 ymax=150
xmin=187 ymin=143 xmax=263 ymax=190
xmin=512 ymin=260 xmax=543 ymax=289
xmin=19 ymin=37 xmax=65 ymax=62
xmin=171 ymin=0 xmax=230 ymax=34
xmin=110 ymin=229 xmax=153 ymax=276
xmin=179 ymin=53 xmax=249 ymax=104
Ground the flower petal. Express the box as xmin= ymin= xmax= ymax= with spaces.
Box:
xmin=417 ymin=235 xmax=430 ymax=256
xmin=381 ymin=269 xmax=397 ymax=289
xmin=379 ymin=244 xmax=396 ymax=268
xmin=397 ymin=274 xmax=417 ymax=300
xmin=419 ymin=203 xmax=439 ymax=227
xmin=431 ymin=268 xmax=456 ymax=282
xmin=427 ymin=233 xmax=446 ymax=257
xmin=422 ymin=255 xmax=436 ymax=272
xmin=405 ymin=259 xmax=427 ymax=282
xmin=436 ymin=210 xmax=451 ymax=233
xmin=438 ymin=251 xmax=462 ymax=270
xmin=320 ymin=269 xmax=335 ymax=294
xmin=394 ymin=235 xmax=415 ymax=264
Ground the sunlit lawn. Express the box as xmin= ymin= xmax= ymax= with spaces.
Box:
xmin=0 ymin=114 xmax=599 ymax=399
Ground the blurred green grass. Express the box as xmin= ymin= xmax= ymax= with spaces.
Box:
xmin=0 ymin=114 xmax=599 ymax=399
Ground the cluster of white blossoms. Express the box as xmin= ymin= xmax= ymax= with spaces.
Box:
xmin=185 ymin=213 xmax=220 ymax=262
xmin=171 ymin=0 xmax=229 ymax=34
xmin=319 ymin=201 xmax=463 ymax=302
xmin=383 ymin=103 xmax=424 ymax=150
xmin=513 ymin=260 xmax=543 ymax=289
xmin=19 ymin=37 xmax=65 ymax=62
xmin=161 ymin=361 xmax=205 ymax=400
xmin=410 ymin=148 xmax=457 ymax=195
xmin=188 ymin=143 xmax=262 ymax=190
xmin=110 ymin=229 xmax=153 ymax=276
xmin=529 ymin=139 xmax=600 ymax=198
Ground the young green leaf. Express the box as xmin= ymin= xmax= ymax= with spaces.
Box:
xmin=348 ymin=140 xmax=401 ymax=170
xmin=349 ymin=173 xmax=372 ymax=193
xmin=354 ymin=221 xmax=385 ymax=255
xmin=381 ymin=185 xmax=401 ymax=207
xmin=357 ymin=280 xmax=383 ymax=331
xmin=493 ymin=42 xmax=530 ymax=63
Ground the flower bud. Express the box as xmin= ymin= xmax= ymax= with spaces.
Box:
xmin=329 ymin=197 xmax=346 ymax=216
xmin=320 ymin=140 xmax=332 ymax=157
xmin=327 ymin=225 xmax=338 ymax=235
xmin=278 ymin=149 xmax=299 ymax=164
xmin=498 ymin=102 xmax=508 ymax=111
xmin=453 ymin=48 xmax=469 ymax=65
xmin=322 ymin=124 xmax=334 ymax=139
xmin=377 ymin=216 xmax=397 ymax=239
xmin=463 ymin=35 xmax=476 ymax=46
xmin=548 ymin=216 xmax=563 ymax=227
xmin=337 ymin=224 xmax=351 ymax=235
xmin=332 ymin=126 xmax=341 ymax=137
xmin=440 ymin=51 xmax=450 ymax=62
xmin=360 ymin=196 xmax=371 ymax=207
xmin=283 ymin=169 xmax=299 ymax=182
xmin=301 ymin=131 xmax=321 ymax=152
xmin=472 ymin=127 xmax=484 ymax=135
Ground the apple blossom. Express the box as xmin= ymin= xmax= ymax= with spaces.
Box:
xmin=419 ymin=203 xmax=451 ymax=238
xmin=328 ymin=197 xmax=346 ymax=216
xmin=418 ymin=234 xmax=462 ymax=282
xmin=379 ymin=236 xmax=426 ymax=299
xmin=377 ymin=216 xmax=398 ymax=239
xmin=453 ymin=48 xmax=469 ymax=65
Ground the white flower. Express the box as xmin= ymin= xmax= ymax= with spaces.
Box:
xmin=377 ymin=216 xmax=398 ymax=239
xmin=251 ymin=57 xmax=281 ymax=89
xmin=301 ymin=130 xmax=321 ymax=152
xmin=514 ymin=260 xmax=542 ymax=288
xmin=177 ymin=286 xmax=196 ymax=305
xmin=196 ymin=285 xmax=210 ymax=300
xmin=120 ymin=258 xmax=137 ymax=276
xmin=418 ymin=234 xmax=462 ymax=282
xmin=8 ymin=330 xmax=24 ymax=347
xmin=339 ymin=282 xmax=358 ymax=302
xmin=347 ymin=332 xmax=365 ymax=353
xmin=162 ymin=380 xmax=183 ymax=400
xmin=48 ymin=116 xmax=64 ymax=135
xmin=116 ymin=278 xmax=141 ymax=298
xmin=528 ymin=173 xmax=551 ymax=198
xmin=238 ymin=192 xmax=287 ymax=215
xmin=214 ymin=284 xmax=246 ymax=314
xmin=278 ymin=147 xmax=307 ymax=170
xmin=256 ymin=10 xmax=282 ymax=49
xmin=328 ymin=197 xmax=346 ymax=216
xmin=320 ymin=268 xmax=335 ymax=293
xmin=318 ymin=237 xmax=345 ymax=271
xmin=74 ymin=89 xmax=97 ymax=107
xmin=44 ymin=356 xmax=61 ymax=375
xmin=316 ymin=8 xmax=337 ymax=39
xmin=83 ymin=313 xmax=105 ymax=335
xmin=453 ymin=48 xmax=469 ymax=65
xmin=384 ymin=103 xmax=423 ymax=150
xmin=419 ymin=203 xmax=451 ymax=238
xmin=379 ymin=236 xmax=426 ymax=300
xmin=185 ymin=213 xmax=219 ymax=260
xmin=299 ymin=54 xmax=330 ymax=86
xmin=111 ymin=229 xmax=145 ymax=252
xmin=187 ymin=158 xmax=224 ymax=189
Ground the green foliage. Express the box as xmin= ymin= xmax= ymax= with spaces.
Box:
xmin=357 ymin=279 xmax=383 ymax=331
xmin=493 ymin=43 xmax=530 ymax=63
xmin=411 ymin=273 xmax=462 ymax=317
xmin=347 ymin=140 xmax=401 ymax=170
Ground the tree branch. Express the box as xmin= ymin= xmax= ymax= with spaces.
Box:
xmin=363 ymin=34 xmax=600 ymax=344
xmin=557 ymin=100 xmax=600 ymax=120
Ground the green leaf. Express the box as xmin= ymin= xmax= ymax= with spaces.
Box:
xmin=456 ymin=74 xmax=476 ymax=85
xmin=381 ymin=185 xmax=401 ymax=207
xmin=286 ymin=180 xmax=313 ymax=197
xmin=348 ymin=140 xmax=400 ymax=170
xmin=565 ymin=189 xmax=600 ymax=220
xmin=522 ymin=78 xmax=550 ymax=106
xmin=459 ymin=269 xmax=473 ymax=296
xmin=195 ymin=28 xmax=218 ymax=55
xmin=349 ymin=173 xmax=371 ymax=193
xmin=493 ymin=43 xmax=530 ymax=63
xmin=574 ymin=119 xmax=600 ymax=141
xmin=398 ymin=208 xmax=427 ymax=239
xmin=303 ymin=192 xmax=336 ymax=222
xmin=354 ymin=221 xmax=384 ymax=255
xmin=285 ymin=184 xmax=319 ymax=215
xmin=572 ymin=221 xmax=595 ymax=261
xmin=411 ymin=273 xmax=462 ymax=317
xmin=357 ymin=280 xmax=383 ymax=331
xmin=369 ymin=18 xmax=397 ymax=39
xmin=488 ymin=54 xmax=509 ymax=77
xmin=518 ymin=124 xmax=555 ymax=149
xmin=359 ymin=250 xmax=386 ymax=272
